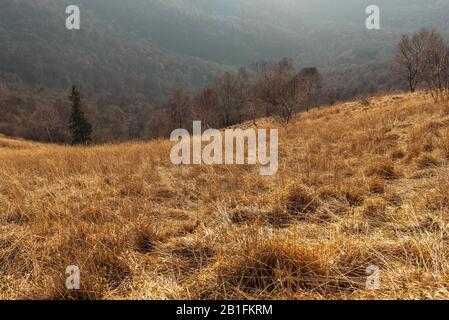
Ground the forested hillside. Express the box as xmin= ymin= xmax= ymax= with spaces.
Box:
xmin=2 ymin=0 xmax=449 ymax=143
xmin=3 ymin=0 xmax=449 ymax=99
xmin=0 ymin=0 xmax=230 ymax=102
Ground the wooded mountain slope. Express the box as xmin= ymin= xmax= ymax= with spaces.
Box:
xmin=2 ymin=0 xmax=449 ymax=102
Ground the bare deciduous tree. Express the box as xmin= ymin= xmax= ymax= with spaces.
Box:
xmin=393 ymin=28 xmax=442 ymax=93
xmin=297 ymin=67 xmax=322 ymax=112
xmin=215 ymin=71 xmax=247 ymax=127
xmin=254 ymin=58 xmax=307 ymax=126
xmin=193 ymin=88 xmax=219 ymax=129
xmin=168 ymin=88 xmax=192 ymax=129
xmin=393 ymin=28 xmax=449 ymax=107
xmin=421 ymin=31 xmax=449 ymax=100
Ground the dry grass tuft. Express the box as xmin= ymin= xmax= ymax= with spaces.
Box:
xmin=361 ymin=198 xmax=388 ymax=223
xmin=210 ymin=238 xmax=330 ymax=298
xmin=283 ymin=183 xmax=319 ymax=218
xmin=341 ymin=182 xmax=368 ymax=207
xmin=390 ymin=149 xmax=406 ymax=160
xmin=441 ymin=133 xmax=449 ymax=159
xmin=336 ymin=243 xmax=387 ymax=289
xmin=365 ymin=160 xmax=399 ymax=180
xmin=133 ymin=226 xmax=163 ymax=254
xmin=416 ymin=153 xmax=440 ymax=168
xmin=368 ymin=177 xmax=386 ymax=195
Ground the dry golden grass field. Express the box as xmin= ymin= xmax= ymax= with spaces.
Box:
xmin=0 ymin=92 xmax=448 ymax=300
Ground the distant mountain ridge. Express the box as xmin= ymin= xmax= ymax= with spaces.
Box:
xmin=1 ymin=0 xmax=449 ymax=103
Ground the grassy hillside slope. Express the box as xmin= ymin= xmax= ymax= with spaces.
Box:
xmin=0 ymin=92 xmax=448 ymax=299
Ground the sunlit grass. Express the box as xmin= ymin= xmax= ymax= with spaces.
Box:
xmin=0 ymin=92 xmax=448 ymax=299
